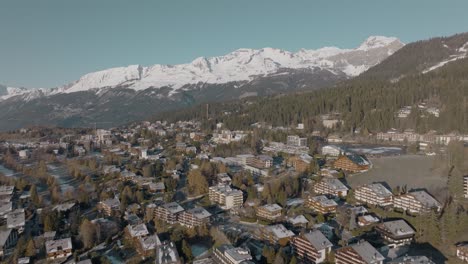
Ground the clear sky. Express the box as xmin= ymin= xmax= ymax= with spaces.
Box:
xmin=1 ymin=0 xmax=468 ymax=88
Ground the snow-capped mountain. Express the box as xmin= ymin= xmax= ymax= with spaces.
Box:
xmin=0 ymin=35 xmax=407 ymax=131
xmin=60 ymin=36 xmax=402 ymax=94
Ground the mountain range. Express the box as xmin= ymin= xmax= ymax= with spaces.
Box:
xmin=0 ymin=33 xmax=467 ymax=131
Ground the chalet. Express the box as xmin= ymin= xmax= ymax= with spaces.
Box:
xmin=375 ymin=220 xmax=415 ymax=247
xmin=333 ymin=154 xmax=370 ymax=173
xmin=256 ymin=204 xmax=282 ymax=221
xmin=335 ymin=240 xmax=385 ymax=264
xmin=291 ymin=230 xmax=333 ymax=263
xmin=314 ymin=178 xmax=349 ymax=197
xmin=45 ymin=238 xmax=73 ymax=261
xmin=288 ymin=154 xmax=313 ymax=173
xmin=357 ymin=215 xmax=380 ymax=227
xmin=178 ymin=207 xmax=211 ymax=228
xmin=354 ymin=183 xmax=393 ymax=207
xmin=393 ymin=190 xmax=441 ymax=214
xmin=306 ymin=195 xmax=337 ymax=214
xmin=257 ymin=224 xmax=295 ymax=246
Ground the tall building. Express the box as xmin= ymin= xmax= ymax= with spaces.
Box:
xmin=355 ymin=183 xmax=393 ymax=207
xmin=291 ymin=230 xmax=333 ymax=263
xmin=209 ymin=185 xmax=243 ymax=210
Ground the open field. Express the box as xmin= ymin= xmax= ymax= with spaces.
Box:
xmin=347 ymin=155 xmax=448 ymax=198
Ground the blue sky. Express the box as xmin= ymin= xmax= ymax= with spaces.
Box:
xmin=1 ymin=0 xmax=468 ymax=88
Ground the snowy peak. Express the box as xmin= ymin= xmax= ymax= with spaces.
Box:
xmin=3 ymin=35 xmax=405 ymax=99
xmin=358 ymin=36 xmax=401 ymax=51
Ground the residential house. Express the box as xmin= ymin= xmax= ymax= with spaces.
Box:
xmin=375 ymin=220 xmax=415 ymax=247
xmin=306 ymin=195 xmax=338 ymax=214
xmin=288 ymin=154 xmax=313 ymax=173
xmin=137 ymin=234 xmax=161 ymax=257
xmin=256 ymin=204 xmax=282 ymax=221
xmin=257 ymin=224 xmax=295 ymax=246
xmin=291 ymin=230 xmax=333 ymax=263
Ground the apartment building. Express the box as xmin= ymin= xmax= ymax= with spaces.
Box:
xmin=178 ymin=207 xmax=211 ymax=228
xmin=314 ymin=178 xmax=349 ymax=197
xmin=213 ymin=244 xmax=253 ymax=264
xmin=156 ymin=241 xmax=182 ymax=264
xmin=291 ymin=230 xmax=333 ymax=263
xmin=393 ymin=190 xmax=441 ymax=214
xmin=257 ymin=224 xmax=295 ymax=246
xmin=247 ymin=155 xmax=273 ymax=169
xmin=388 ymin=255 xmax=435 ymax=264
xmin=288 ymin=154 xmax=313 ymax=173
xmin=335 ymin=240 xmax=385 ymax=264
xmin=355 ymin=183 xmax=393 ymax=207
xmin=98 ymin=197 xmax=121 ymax=216
xmin=209 ymin=185 xmax=243 ymax=210
xmin=154 ymin=202 xmax=185 ymax=224
xmin=375 ymin=220 xmax=415 ymax=247
xmin=306 ymin=195 xmax=338 ymax=214
xmin=256 ymin=204 xmax=282 ymax=221
xmin=321 ymin=145 xmax=345 ymax=157
xmin=287 ymin=135 xmax=307 ymax=147
xmin=333 ymin=154 xmax=370 ymax=173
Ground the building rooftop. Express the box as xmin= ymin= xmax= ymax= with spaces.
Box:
xmin=408 ymin=190 xmax=441 ymax=208
xmin=162 ymin=202 xmax=185 ymax=214
xmin=310 ymin=195 xmax=338 ymax=207
xmin=365 ymin=183 xmax=393 ymax=198
xmin=139 ymin=234 xmax=161 ymax=251
xmin=288 ymin=215 xmax=309 ymax=225
xmin=0 ymin=186 xmax=14 ymax=196
xmin=350 ymin=240 xmax=385 ymax=264
xmin=267 ymin=224 xmax=295 ymax=239
xmin=127 ymin=223 xmax=149 ymax=238
xmin=260 ymin=203 xmax=282 ymax=212
xmin=379 ymin=219 xmax=415 ymax=237
xmin=7 ymin=208 xmax=25 ymax=228
xmin=388 ymin=255 xmax=435 ymax=264
xmin=210 ymin=185 xmax=243 ymax=196
xmin=321 ymin=178 xmax=349 ymax=191
xmin=100 ymin=197 xmax=120 ymax=209
xmin=53 ymin=202 xmax=76 ymax=212
xmin=0 ymin=229 xmax=13 ymax=248
xmin=45 ymin=238 xmax=73 ymax=254
xmin=156 ymin=241 xmax=181 ymax=264
xmin=187 ymin=207 xmax=211 ymax=219
xmin=304 ymin=230 xmax=333 ymax=250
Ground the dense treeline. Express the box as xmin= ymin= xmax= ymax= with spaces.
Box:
xmin=158 ymin=57 xmax=468 ymax=134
